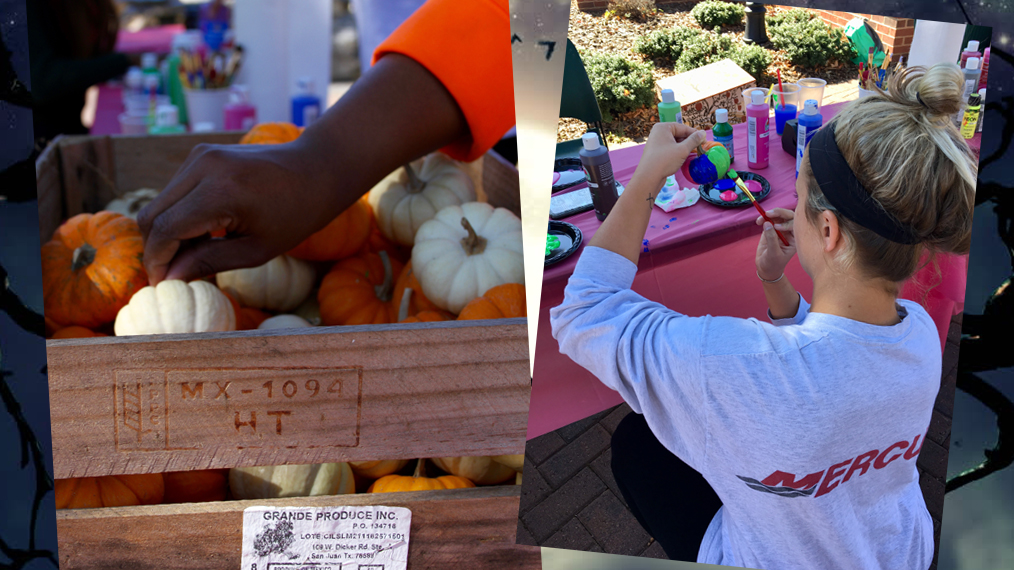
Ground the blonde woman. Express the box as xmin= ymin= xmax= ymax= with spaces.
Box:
xmin=550 ymin=63 xmax=975 ymax=569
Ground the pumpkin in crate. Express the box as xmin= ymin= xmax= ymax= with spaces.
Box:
xmin=367 ymin=153 xmax=476 ymax=247
xmin=391 ymin=262 xmax=442 ymax=322
xmin=457 ymin=283 xmax=526 ymax=320
xmin=229 ymin=463 xmax=355 ymax=499
xmin=114 ymin=280 xmax=236 ymax=336
xmin=42 ymin=211 xmax=148 ymax=329
xmin=399 ymin=310 xmax=454 ymax=324
xmin=288 ymin=198 xmax=373 ymax=261
xmin=293 ymin=293 xmax=322 ymax=326
xmin=163 ymin=469 xmax=229 ymax=504
xmin=491 ymin=454 xmax=525 ymax=472
xmin=239 ymin=122 xmax=301 ymax=145
xmin=430 ymin=456 xmax=517 ymax=485
xmin=257 ymin=314 xmax=313 ymax=330
xmin=359 ymin=217 xmax=411 ymax=264
xmin=318 ymin=251 xmax=404 ymax=326
xmin=412 ymin=202 xmax=524 ymax=314
xmin=216 ymin=254 xmax=315 ymax=312
xmin=104 ymin=188 xmax=159 ymax=220
xmin=54 ymin=473 xmax=164 ymax=509
xmin=368 ymin=459 xmax=474 ymax=493
xmin=348 ymin=460 xmax=411 ymax=479
xmin=50 ymin=326 xmax=107 ymax=339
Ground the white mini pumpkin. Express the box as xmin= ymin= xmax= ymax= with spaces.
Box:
xmin=104 ymin=188 xmax=160 ymax=220
xmin=257 ymin=314 xmax=313 ymax=330
xmin=431 ymin=456 xmax=517 ymax=485
xmin=216 ymin=255 xmax=315 ymax=312
xmin=114 ymin=280 xmax=236 ymax=336
xmin=412 ymin=202 xmax=524 ymax=314
xmin=229 ymin=463 xmax=355 ymax=499
xmin=368 ymin=153 xmax=476 ymax=247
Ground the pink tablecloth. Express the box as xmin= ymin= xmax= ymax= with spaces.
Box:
xmin=91 ymin=85 xmax=124 ymax=135
xmin=115 ymin=24 xmax=184 ymax=55
xmin=528 ymin=102 xmax=980 ymax=440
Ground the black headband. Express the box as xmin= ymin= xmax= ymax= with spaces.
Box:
xmin=806 ymin=124 xmax=920 ymax=245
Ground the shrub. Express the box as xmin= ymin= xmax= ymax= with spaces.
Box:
xmin=766 ymin=8 xmax=856 ymax=67
xmin=671 ymin=29 xmax=771 ymax=82
xmin=691 ymin=0 xmax=745 ymax=30
xmin=605 ymin=0 xmax=658 ymax=22
xmin=634 ymin=27 xmax=702 ymax=61
xmin=582 ymin=50 xmax=656 ymax=119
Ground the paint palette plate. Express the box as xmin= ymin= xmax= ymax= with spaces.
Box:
xmin=545 ymin=221 xmax=583 ymax=267
xmin=698 ymin=172 xmax=772 ymax=208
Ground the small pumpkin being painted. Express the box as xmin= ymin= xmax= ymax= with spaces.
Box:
xmin=114 ymin=280 xmax=236 ymax=336
xmin=216 ymin=255 xmax=315 ymax=312
xmin=348 ymin=460 xmax=411 ymax=479
xmin=457 ymin=283 xmax=526 ymax=320
xmin=412 ymin=202 xmax=524 ymax=314
xmin=229 ymin=463 xmax=356 ymax=499
xmin=318 ymin=251 xmax=404 ymax=326
xmin=41 ymin=211 xmax=148 ymax=329
xmin=54 ymin=474 xmax=165 ymax=509
xmin=288 ymin=198 xmax=373 ymax=261
xmin=368 ymin=459 xmax=474 ymax=493
xmin=104 ymin=188 xmax=160 ymax=220
xmin=430 ymin=456 xmax=517 ymax=485
xmin=368 ymin=153 xmax=477 ymax=247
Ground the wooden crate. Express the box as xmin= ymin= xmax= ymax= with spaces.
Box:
xmin=36 ymin=132 xmax=536 ymax=569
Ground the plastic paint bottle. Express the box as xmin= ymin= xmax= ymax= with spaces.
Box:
xmin=579 ymin=133 xmax=619 ymax=221
xmin=746 ymin=89 xmax=769 ymax=170
xmin=148 ymin=105 xmax=188 ymax=135
xmin=796 ymin=99 xmax=823 ymax=179
xmin=658 ymin=88 xmax=683 ymax=124
xmin=712 ymin=108 xmax=734 ymax=164
xmin=979 ymin=46 xmax=990 ymax=90
xmin=976 ymin=88 xmax=985 ymax=133
xmin=959 ymin=40 xmax=981 ymax=69
xmin=123 ymin=66 xmax=144 ymax=102
xmin=961 ymin=93 xmax=981 ymax=139
xmin=141 ymin=53 xmax=162 ymax=95
xmin=224 ymin=85 xmax=258 ymax=131
xmin=657 ymin=89 xmax=682 ymax=191
xmin=167 ymin=31 xmax=202 ymax=126
xmin=955 ymin=57 xmax=982 ymax=126
xmin=291 ymin=77 xmax=322 ymax=128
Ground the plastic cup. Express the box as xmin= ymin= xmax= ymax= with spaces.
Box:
xmin=798 ymin=78 xmax=827 ymax=108
xmin=770 ymin=82 xmax=800 ymax=111
xmin=118 ymin=112 xmax=153 ymax=135
xmin=124 ymin=93 xmax=169 ymax=115
xmin=183 ymin=88 xmax=231 ymax=130
xmin=858 ymin=86 xmax=876 ymax=98
xmin=742 ymin=87 xmax=767 ymax=105
xmin=774 ymin=104 xmax=797 ymax=135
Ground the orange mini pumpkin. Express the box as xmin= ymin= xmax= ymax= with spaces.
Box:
xmin=358 ymin=217 xmax=412 ymax=264
xmin=457 ymin=283 xmax=526 ymax=320
xmin=318 ymin=251 xmax=404 ymax=326
xmin=223 ymin=291 xmax=272 ymax=330
xmin=41 ymin=212 xmax=148 ymax=329
xmin=400 ymin=310 xmax=454 ymax=324
xmin=391 ymin=262 xmax=442 ymax=322
xmin=163 ymin=469 xmax=229 ymax=504
xmin=239 ymin=122 xmax=302 ymax=145
xmin=50 ymin=326 xmax=107 ymax=339
xmin=288 ymin=198 xmax=373 ymax=261
xmin=54 ymin=474 xmax=164 ymax=509
xmin=368 ymin=459 xmax=474 ymax=493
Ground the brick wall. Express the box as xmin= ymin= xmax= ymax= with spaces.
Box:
xmin=808 ymin=10 xmax=916 ymax=58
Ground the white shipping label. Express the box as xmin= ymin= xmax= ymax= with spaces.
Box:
xmin=748 ymin=117 xmax=757 ymax=162
xmin=242 ymin=506 xmax=411 ymax=570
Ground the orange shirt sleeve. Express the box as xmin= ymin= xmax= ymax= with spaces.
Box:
xmin=372 ymin=0 xmax=514 ymax=163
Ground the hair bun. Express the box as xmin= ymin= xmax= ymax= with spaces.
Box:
xmin=886 ymin=62 xmax=964 ymax=119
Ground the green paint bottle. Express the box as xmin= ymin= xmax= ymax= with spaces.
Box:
xmin=657 ymin=89 xmax=683 ymax=192
xmin=712 ymin=108 xmax=734 ymax=163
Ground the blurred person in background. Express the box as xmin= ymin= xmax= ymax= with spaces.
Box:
xmin=27 ymin=0 xmax=132 ymax=143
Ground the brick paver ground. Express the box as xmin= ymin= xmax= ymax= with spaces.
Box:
xmin=519 ymin=314 xmax=961 ymax=569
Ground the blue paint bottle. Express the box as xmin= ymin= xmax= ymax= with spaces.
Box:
xmin=291 ymin=77 xmax=322 ymax=127
xmin=795 ymin=99 xmax=822 ymax=179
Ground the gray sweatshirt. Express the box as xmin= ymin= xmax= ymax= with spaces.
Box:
xmin=550 ymin=246 xmax=937 ymax=570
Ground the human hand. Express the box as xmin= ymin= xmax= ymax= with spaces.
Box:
xmin=755 ymin=208 xmax=796 ymax=281
xmin=635 ymin=122 xmax=707 ymax=186
xmin=136 ymin=139 xmax=341 ymax=285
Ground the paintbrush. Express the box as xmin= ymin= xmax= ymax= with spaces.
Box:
xmin=729 ymin=170 xmax=790 ymax=246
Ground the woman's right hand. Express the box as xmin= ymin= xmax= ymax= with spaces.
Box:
xmin=755 ymin=208 xmax=796 ymax=281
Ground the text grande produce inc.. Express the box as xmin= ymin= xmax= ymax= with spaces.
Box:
xmin=261 ymin=510 xmax=399 ymax=521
